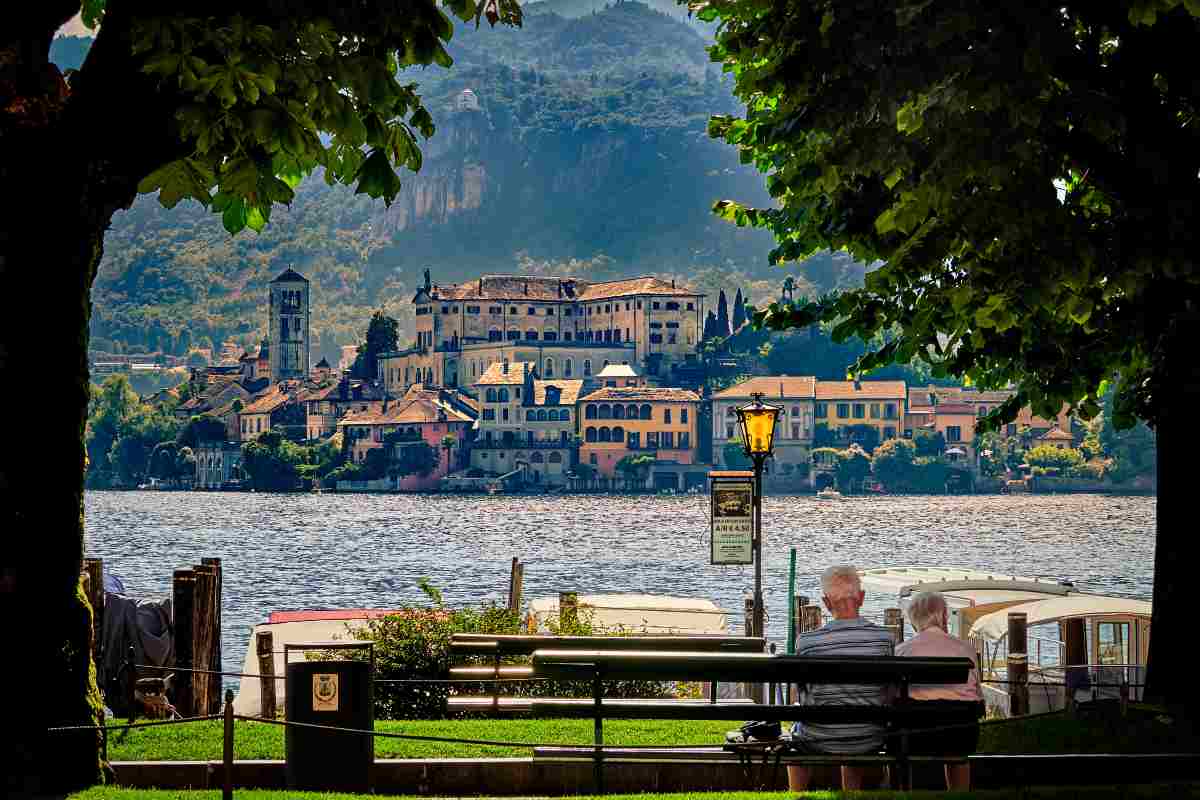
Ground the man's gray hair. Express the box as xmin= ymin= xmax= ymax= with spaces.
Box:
xmin=821 ymin=565 xmax=862 ymax=602
xmin=906 ymin=591 xmax=948 ymax=632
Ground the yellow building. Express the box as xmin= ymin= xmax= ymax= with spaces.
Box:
xmin=578 ymin=387 xmax=700 ymax=478
xmin=814 ymin=380 xmax=907 ymax=444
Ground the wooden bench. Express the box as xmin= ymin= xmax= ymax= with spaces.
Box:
xmin=529 ymin=648 xmax=977 ymax=791
xmin=446 ymin=634 xmax=765 ymax=714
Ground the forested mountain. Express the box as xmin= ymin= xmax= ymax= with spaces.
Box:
xmin=60 ymin=2 xmax=865 ymax=363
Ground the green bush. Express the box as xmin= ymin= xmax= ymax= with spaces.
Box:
xmin=1026 ymin=445 xmax=1084 ymax=471
xmin=339 ymin=593 xmax=671 ymax=720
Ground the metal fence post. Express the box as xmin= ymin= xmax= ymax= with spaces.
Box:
xmin=223 ymin=688 xmax=234 ymax=800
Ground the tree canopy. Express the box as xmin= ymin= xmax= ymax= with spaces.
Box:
xmin=351 ymin=310 xmax=400 ymax=378
xmin=702 ymin=0 xmax=1200 ymax=431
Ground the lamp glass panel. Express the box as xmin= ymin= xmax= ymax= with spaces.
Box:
xmin=740 ymin=408 xmax=779 ymax=456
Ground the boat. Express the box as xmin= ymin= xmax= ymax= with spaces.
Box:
xmin=816 ymin=487 xmax=844 ymax=500
xmin=137 ymin=477 xmax=164 ymax=490
xmin=526 ymin=593 xmax=730 ymax=636
xmin=859 ymin=565 xmax=1152 ymax=717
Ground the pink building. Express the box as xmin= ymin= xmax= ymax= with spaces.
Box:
xmin=337 ymin=386 xmax=477 ymax=490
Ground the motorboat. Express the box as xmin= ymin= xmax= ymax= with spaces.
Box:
xmin=816 ymin=487 xmax=844 ymax=500
xmin=859 ymin=565 xmax=1152 ymax=717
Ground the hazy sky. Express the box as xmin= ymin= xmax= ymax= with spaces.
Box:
xmin=58 ymin=14 xmax=91 ymax=37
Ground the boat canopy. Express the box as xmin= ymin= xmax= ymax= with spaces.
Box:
xmin=858 ymin=566 xmax=1075 ymax=599
xmin=528 ymin=594 xmax=728 ymax=635
xmin=968 ymin=596 xmax=1153 ymax=641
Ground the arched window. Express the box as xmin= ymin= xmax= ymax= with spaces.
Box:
xmin=526 ymin=410 xmax=536 ymax=421
xmin=470 ymin=361 xmax=476 ymax=378
xmin=612 ymin=426 xmax=625 ymax=442
xmin=564 ymin=331 xmax=573 ymax=341
xmin=612 ymin=404 xmax=625 ymax=420
xmin=585 ymin=426 xmax=597 ymax=443
xmin=549 ymin=451 xmax=563 ymax=463
xmin=525 ymin=329 xmax=538 ymax=340
xmin=558 ymin=409 xmax=570 ymax=421
xmin=626 ymin=404 xmax=639 ymax=419
xmin=498 ymin=388 xmax=509 ymax=402
xmin=564 ymin=358 xmax=573 ymax=377
xmin=426 ymin=368 xmax=434 ymax=384
xmin=531 ymin=452 xmax=545 ymax=463
xmin=507 ymin=330 xmax=520 ymax=341
xmin=488 ymin=328 xmax=502 ymax=342
xmin=586 ymin=404 xmax=597 ymax=420
xmin=486 ymin=388 xmax=497 ymax=403
xmin=598 ymin=404 xmax=612 ymax=419
xmin=640 ymin=404 xmax=652 ymax=420
xmin=544 ymin=358 xmax=554 ymax=377
xmin=584 ymin=360 xmax=592 ymax=376
xmin=536 ymin=409 xmax=548 ymax=421
xmin=599 ymin=427 xmax=612 ymax=442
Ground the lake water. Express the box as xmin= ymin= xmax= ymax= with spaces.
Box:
xmin=85 ymin=491 xmax=1156 ymax=684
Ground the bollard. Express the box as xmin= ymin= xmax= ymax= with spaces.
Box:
xmin=1007 ymin=612 xmax=1029 ymax=716
xmin=885 ymin=608 xmax=904 ymax=644
xmin=256 ymin=631 xmax=277 ymax=719
xmin=223 ymin=688 xmax=234 ymax=800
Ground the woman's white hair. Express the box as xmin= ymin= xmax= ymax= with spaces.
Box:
xmin=906 ymin=591 xmax=948 ymax=632
xmin=821 ymin=565 xmax=862 ymax=602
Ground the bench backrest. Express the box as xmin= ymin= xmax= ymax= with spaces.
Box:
xmin=531 ymin=649 xmax=972 ymax=685
xmin=450 ymin=634 xmax=765 ymax=657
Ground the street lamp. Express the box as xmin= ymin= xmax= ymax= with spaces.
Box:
xmin=734 ymin=391 xmax=781 ymax=639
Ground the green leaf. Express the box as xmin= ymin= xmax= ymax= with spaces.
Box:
xmin=221 ymin=198 xmax=250 ymax=234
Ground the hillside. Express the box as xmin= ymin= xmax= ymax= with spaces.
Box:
xmin=63 ymin=3 xmax=865 ymax=364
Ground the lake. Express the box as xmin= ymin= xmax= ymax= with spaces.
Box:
xmin=85 ymin=491 xmax=1155 ymax=685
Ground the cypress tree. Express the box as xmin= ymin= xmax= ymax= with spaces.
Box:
xmin=703 ymin=310 xmax=718 ymax=340
xmin=716 ymin=290 xmax=731 ymax=336
xmin=733 ymin=288 xmax=746 ymax=330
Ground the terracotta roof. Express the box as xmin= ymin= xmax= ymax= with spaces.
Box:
xmin=271 ymin=267 xmax=308 ymax=283
xmin=579 ymin=387 xmax=701 ymax=403
xmin=428 ymin=274 xmax=699 ymax=303
xmin=1039 ymin=427 xmax=1074 ymax=441
xmin=476 ymin=361 xmax=536 ymax=385
xmin=932 ymin=402 xmax=976 ymax=415
xmin=815 ymin=380 xmax=907 ymax=400
xmin=908 ymin=386 xmax=1014 ymax=408
xmin=240 ymin=382 xmax=301 ymax=415
xmin=337 ymin=393 xmax=474 ymax=427
xmin=534 ymin=379 xmax=585 ymax=406
xmin=714 ymin=376 xmax=816 ymax=399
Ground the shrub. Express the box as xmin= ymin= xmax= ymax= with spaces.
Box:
xmin=871 ymin=438 xmax=916 ymax=488
xmin=1026 ymin=445 xmax=1084 ymax=471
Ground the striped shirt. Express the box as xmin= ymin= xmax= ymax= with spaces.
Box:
xmin=791 ymin=617 xmax=894 ymax=754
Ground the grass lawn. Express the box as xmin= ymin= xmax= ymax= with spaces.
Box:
xmin=66 ymin=784 xmax=1200 ymax=800
xmin=105 ymin=705 xmax=1199 ymax=762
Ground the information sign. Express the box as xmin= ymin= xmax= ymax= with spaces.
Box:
xmin=710 ymin=478 xmax=753 ymax=565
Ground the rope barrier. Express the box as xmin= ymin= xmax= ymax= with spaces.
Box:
xmin=45 ymin=715 xmax=223 ymax=733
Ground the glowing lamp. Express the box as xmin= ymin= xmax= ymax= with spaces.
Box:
xmin=735 ymin=392 xmax=782 ymax=458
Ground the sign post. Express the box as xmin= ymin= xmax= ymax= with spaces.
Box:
xmin=710 ymin=471 xmax=755 ymax=565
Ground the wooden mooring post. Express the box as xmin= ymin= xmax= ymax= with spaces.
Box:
xmin=203 ymin=556 xmax=223 ymax=709
xmin=507 ymin=557 xmax=524 ymax=615
xmin=192 ymin=563 xmax=218 ymax=716
xmin=885 ymin=607 xmax=905 ymax=644
xmin=256 ymin=630 xmax=277 ymax=719
xmin=1007 ymin=611 xmax=1029 ymax=716
xmin=172 ymin=569 xmax=195 ymax=717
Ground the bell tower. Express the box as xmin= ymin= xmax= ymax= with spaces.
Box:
xmin=268 ymin=267 xmax=310 ymax=382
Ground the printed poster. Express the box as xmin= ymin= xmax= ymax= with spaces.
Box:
xmin=711 ymin=480 xmax=753 ymax=565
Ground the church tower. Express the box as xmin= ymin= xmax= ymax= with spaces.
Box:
xmin=268 ymin=267 xmax=310 ymax=382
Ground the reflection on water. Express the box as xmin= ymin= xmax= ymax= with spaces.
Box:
xmin=85 ymin=491 xmax=1155 ymax=683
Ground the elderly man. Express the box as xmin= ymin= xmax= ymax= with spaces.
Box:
xmin=895 ymin=590 xmax=984 ymax=790
xmin=789 ymin=564 xmax=894 ymax=791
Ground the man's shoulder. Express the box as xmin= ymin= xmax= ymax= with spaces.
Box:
xmin=795 ymin=619 xmax=894 ymax=653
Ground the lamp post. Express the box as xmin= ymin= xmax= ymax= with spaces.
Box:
xmin=734 ymin=391 xmax=782 ymax=639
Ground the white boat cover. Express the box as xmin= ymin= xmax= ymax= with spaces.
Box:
xmin=232 ymin=619 xmax=374 ymax=716
xmin=968 ymin=596 xmax=1153 ymax=640
xmin=527 ymin=594 xmax=728 ymax=635
xmin=858 ymin=566 xmax=1074 ymax=599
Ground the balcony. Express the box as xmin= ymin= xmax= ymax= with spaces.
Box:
xmin=474 ymin=438 xmax=573 ymax=450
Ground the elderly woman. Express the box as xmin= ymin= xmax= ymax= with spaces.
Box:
xmin=894 ymin=590 xmax=984 ymax=791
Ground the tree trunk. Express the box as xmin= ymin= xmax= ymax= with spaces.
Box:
xmin=1142 ymin=317 xmax=1199 ymax=710
xmin=1 ymin=186 xmax=111 ymax=791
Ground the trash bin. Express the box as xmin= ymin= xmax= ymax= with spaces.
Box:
xmin=284 ymin=645 xmax=374 ymax=791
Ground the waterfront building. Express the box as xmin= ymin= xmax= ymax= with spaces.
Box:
xmin=1038 ymin=426 xmax=1076 ymax=450
xmin=336 ymin=386 xmax=477 ymax=489
xmin=815 ymin=379 xmax=907 ymax=445
xmin=711 ymin=377 xmax=816 ymax=484
xmin=238 ymin=381 xmax=306 ymax=442
xmin=577 ymin=387 xmax=701 ymax=486
xmin=302 ymin=377 xmax=388 ymax=441
xmin=378 ymin=270 xmax=704 ymax=396
xmin=194 ymin=440 xmax=243 ymax=489
xmin=907 ymin=385 xmax=1071 ymax=437
xmin=268 ymin=268 xmax=310 ymax=382
xmin=906 ymin=401 xmax=979 ymax=465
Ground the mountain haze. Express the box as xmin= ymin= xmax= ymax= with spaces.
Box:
xmin=62 ymin=3 xmax=863 ymax=364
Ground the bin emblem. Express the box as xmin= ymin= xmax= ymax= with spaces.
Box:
xmin=313 ymin=673 xmax=339 ymax=711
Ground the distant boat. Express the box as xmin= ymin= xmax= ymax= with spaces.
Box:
xmin=816 ymin=487 xmax=844 ymax=500
xmin=137 ymin=477 xmax=163 ymax=490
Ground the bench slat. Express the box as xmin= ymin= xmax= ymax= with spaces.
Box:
xmin=529 ymin=699 xmax=980 ymax=723
xmin=448 ymin=666 xmax=534 ymax=679
xmin=531 ymin=650 xmax=971 ymax=684
xmin=450 ymin=634 xmax=765 ymax=657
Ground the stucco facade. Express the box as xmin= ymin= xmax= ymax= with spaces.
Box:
xmin=578 ymin=387 xmax=700 ymax=479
